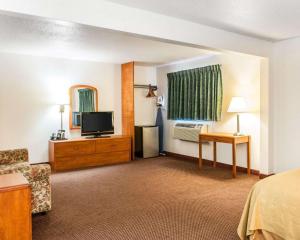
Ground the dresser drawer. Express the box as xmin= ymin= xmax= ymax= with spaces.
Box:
xmin=54 ymin=141 xmax=95 ymax=157
xmin=54 ymin=156 xmax=87 ymax=171
xmin=54 ymin=151 xmax=130 ymax=171
xmin=78 ymin=151 xmax=130 ymax=165
xmin=51 ymin=157 xmax=73 ymax=171
xmin=95 ymin=138 xmax=131 ymax=153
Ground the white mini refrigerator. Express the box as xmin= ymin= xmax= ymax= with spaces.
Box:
xmin=135 ymin=126 xmax=159 ymax=158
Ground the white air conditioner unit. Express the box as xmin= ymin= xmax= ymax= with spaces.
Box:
xmin=173 ymin=123 xmax=207 ymax=142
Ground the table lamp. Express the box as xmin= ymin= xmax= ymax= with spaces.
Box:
xmin=59 ymin=104 xmax=66 ymax=131
xmin=227 ymin=97 xmax=247 ymax=136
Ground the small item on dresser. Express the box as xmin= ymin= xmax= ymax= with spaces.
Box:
xmin=56 ymin=131 xmax=61 ymax=140
xmin=50 ymin=133 xmax=57 ymax=140
xmin=60 ymin=130 xmax=66 ymax=140
xmin=57 ymin=129 xmax=67 ymax=140
xmin=50 ymin=130 xmax=67 ymax=141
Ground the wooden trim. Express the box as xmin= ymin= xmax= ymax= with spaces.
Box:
xmin=165 ymin=151 xmax=260 ymax=176
xmin=259 ymin=173 xmax=274 ymax=179
xmin=0 ymin=184 xmax=29 ymax=193
xmin=69 ymin=84 xmax=99 ymax=130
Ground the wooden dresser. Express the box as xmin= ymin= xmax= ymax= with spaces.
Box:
xmin=0 ymin=173 xmax=31 ymax=240
xmin=49 ymin=135 xmax=131 ymax=172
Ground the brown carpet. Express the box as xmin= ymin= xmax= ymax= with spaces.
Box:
xmin=32 ymin=157 xmax=257 ymax=240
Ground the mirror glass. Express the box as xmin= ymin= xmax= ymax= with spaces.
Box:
xmin=69 ymin=85 xmax=98 ymax=129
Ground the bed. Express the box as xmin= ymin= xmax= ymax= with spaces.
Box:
xmin=238 ymin=169 xmax=300 ymax=240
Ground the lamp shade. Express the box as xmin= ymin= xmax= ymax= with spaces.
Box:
xmin=59 ymin=104 xmax=65 ymax=113
xmin=227 ymin=97 xmax=247 ymax=113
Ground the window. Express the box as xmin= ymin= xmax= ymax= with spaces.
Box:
xmin=167 ymin=64 xmax=223 ymax=121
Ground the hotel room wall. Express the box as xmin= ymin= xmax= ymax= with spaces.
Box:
xmin=0 ymin=52 xmax=122 ymax=163
xmin=157 ymin=53 xmax=261 ymax=170
xmin=272 ymin=37 xmax=300 ymax=173
xmin=134 ymin=66 xmax=157 ymax=126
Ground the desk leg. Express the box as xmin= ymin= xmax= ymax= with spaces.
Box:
xmin=199 ymin=140 xmax=203 ymax=168
xmin=247 ymin=138 xmax=251 ymax=175
xmin=213 ymin=142 xmax=217 ymax=168
xmin=232 ymin=143 xmax=237 ymax=178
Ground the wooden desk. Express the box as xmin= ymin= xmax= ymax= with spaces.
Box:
xmin=199 ymin=133 xmax=251 ymax=178
xmin=0 ymin=173 xmax=32 ymax=240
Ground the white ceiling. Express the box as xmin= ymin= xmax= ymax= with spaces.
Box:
xmin=106 ymin=0 xmax=300 ymax=41
xmin=0 ymin=12 xmax=215 ymax=64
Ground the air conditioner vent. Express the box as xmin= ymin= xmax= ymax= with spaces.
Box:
xmin=175 ymin=123 xmax=202 ymax=128
xmin=173 ymin=123 xmax=206 ymax=142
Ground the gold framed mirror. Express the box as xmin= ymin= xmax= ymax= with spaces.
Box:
xmin=69 ymin=85 xmax=99 ymax=130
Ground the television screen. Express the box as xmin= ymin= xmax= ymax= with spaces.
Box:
xmin=81 ymin=112 xmax=114 ymax=136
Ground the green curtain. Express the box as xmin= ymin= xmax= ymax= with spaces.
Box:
xmin=78 ymin=89 xmax=95 ymax=112
xmin=167 ymin=64 xmax=223 ymax=121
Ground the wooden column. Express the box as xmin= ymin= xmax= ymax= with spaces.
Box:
xmin=121 ymin=62 xmax=135 ymax=159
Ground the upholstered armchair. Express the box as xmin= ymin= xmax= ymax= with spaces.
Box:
xmin=0 ymin=149 xmax=51 ymax=214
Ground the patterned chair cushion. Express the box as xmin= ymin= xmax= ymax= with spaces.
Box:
xmin=0 ymin=162 xmax=32 ymax=181
xmin=31 ymin=164 xmax=51 ymax=181
xmin=0 ymin=149 xmax=28 ymax=164
xmin=31 ymin=174 xmax=51 ymax=214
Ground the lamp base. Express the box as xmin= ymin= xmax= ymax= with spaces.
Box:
xmin=233 ymin=132 xmax=244 ymax=136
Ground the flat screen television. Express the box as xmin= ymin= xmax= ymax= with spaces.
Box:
xmin=81 ymin=112 xmax=114 ymax=137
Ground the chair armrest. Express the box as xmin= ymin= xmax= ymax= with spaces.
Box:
xmin=30 ymin=163 xmax=51 ymax=180
xmin=0 ymin=149 xmax=29 ymax=164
